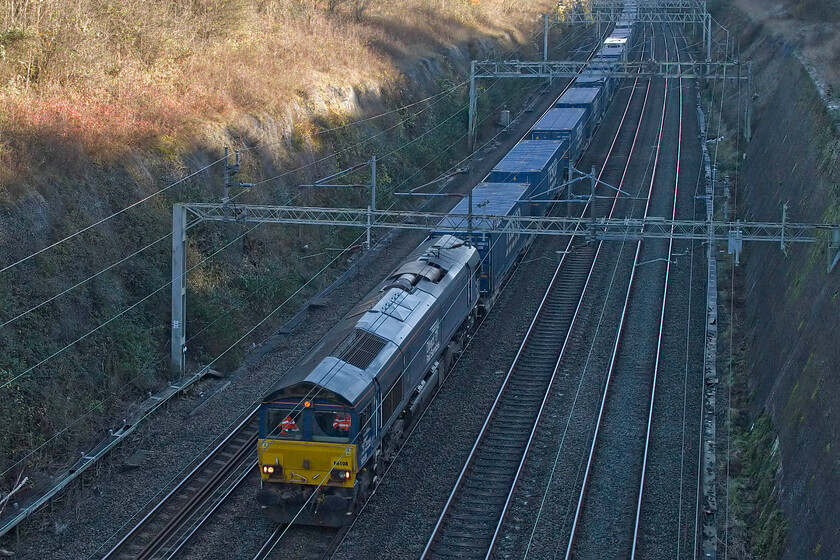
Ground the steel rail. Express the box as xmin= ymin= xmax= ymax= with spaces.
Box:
xmin=102 ymin=409 xmax=259 ymax=559
xmin=252 ymin=526 xmax=283 ymax=560
xmin=137 ymin=434 xmax=257 ymax=559
xmin=246 ymin=29 xmax=617 ymax=560
xmin=675 ymin=29 xmax=706 ymax=560
xmin=251 ymin=525 xmax=345 ymax=560
xmin=488 ymin=22 xmax=660 ymax=558
xmin=104 ymin=67 xmax=541 ymax=556
xmin=631 ymin=26 xmax=685 ymax=558
xmin=564 ymin=24 xmax=674 ymax=559
xmin=421 ymin=24 xmax=660 ymax=559
xmin=517 ymin=23 xmax=661 ymax=558
xmin=418 ymin=223 xmax=577 ymax=558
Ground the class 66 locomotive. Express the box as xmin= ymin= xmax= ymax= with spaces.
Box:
xmin=257 ymin=235 xmax=480 ymax=526
xmin=256 ymin=6 xmax=639 ymax=524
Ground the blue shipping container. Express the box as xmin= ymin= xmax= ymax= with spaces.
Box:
xmin=555 ymin=87 xmax=603 ymax=137
xmin=433 ymin=183 xmax=530 ymax=295
xmin=531 ymin=108 xmax=587 ymax=161
xmin=487 ymin=140 xmax=566 ymax=213
xmin=574 ymin=68 xmax=613 ymax=101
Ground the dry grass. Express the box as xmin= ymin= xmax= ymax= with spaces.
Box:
xmin=0 ymin=0 xmax=554 ymax=189
xmin=0 ymin=0 xmax=558 ymax=491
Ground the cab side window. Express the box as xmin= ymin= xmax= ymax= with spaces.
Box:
xmin=267 ymin=408 xmax=303 ymax=440
xmin=312 ymin=411 xmax=352 ymax=443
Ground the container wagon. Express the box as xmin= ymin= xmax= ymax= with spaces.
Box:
xmin=555 ymin=87 xmax=604 ymax=139
xmin=487 ymin=140 xmax=567 ymax=214
xmin=432 ymin=182 xmax=531 ymax=302
xmin=530 ymin=108 xmax=588 ymax=161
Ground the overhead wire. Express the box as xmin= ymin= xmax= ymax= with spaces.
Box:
xmin=515 ymin=22 xmax=662 ymax=555
xmin=267 ymin=19 xmax=609 ymax=555
xmin=186 ymin=24 xmax=559 ymax=352
xmin=3 ymin=12 xmax=578 ymax=294
xmin=708 ymin=20 xmax=734 ymax=560
xmin=0 ymin=156 xmax=228 ymax=274
xmin=247 ymin=81 xmax=472 ymax=188
xmin=258 ymin=19 xmax=608 ymax=550
xmin=0 ymin=220 xmax=264 ymax=391
xmin=668 ymin=26 xmax=701 ymax=560
xmin=0 ymin=79 xmax=474 ymax=332
xmin=7 ymin=7 xmax=571 ymax=340
xmin=0 ymin=181 xmax=300 ymax=473
xmin=71 ymin=16 xmax=566 ymax=553
xmin=295 ymin=82 xmax=468 ymax=138
xmin=0 ymin=70 xmax=496 ymax=421
xmin=0 ymin=232 xmax=172 ymax=329
xmin=3 ymin=44 xmax=537 ymax=479
xmin=0 ymin=191 xmax=325 ymax=479
xmin=84 ymin=229 xmax=370 ymax=558
xmin=0 ymin=81 xmax=477 ymax=279
xmin=258 ymin=203 xmax=538 ymax=552
xmin=91 ymin=47 xmax=549 ymax=554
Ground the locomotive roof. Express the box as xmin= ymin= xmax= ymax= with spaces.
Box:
xmin=262 ymin=235 xmax=478 ymax=405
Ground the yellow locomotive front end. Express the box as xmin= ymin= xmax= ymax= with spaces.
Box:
xmin=257 ymin=400 xmax=360 ymax=526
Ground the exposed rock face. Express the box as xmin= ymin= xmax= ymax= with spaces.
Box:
xmin=733 ymin=13 xmax=840 ymax=559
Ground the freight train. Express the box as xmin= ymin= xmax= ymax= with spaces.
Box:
xmin=256 ymin=4 xmax=638 ymax=525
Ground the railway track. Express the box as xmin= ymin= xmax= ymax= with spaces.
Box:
xmin=563 ymin=25 xmax=696 ymax=559
xmin=419 ymin=234 xmax=593 ymax=559
xmin=630 ymin=29 xmax=688 ymax=558
xmin=254 ymin=25 xmax=626 ymax=560
xmin=420 ymin=25 xmax=663 ymax=560
xmin=252 ymin=524 xmax=346 ymax=560
xmin=102 ymin=410 xmax=259 ymax=560
xmin=97 ymin=41 xmax=604 ymax=560
xmin=631 ymin=29 xmax=705 ymax=559
xmin=102 ymin=18 xmax=702 ymax=560
xmin=482 ymin=24 xmax=707 ymax=560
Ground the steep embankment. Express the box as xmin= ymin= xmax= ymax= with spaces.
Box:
xmin=742 ymin=60 xmax=840 ymax=560
xmin=712 ymin=1 xmax=840 ymax=558
xmin=0 ymin=0 xmax=562 ymax=508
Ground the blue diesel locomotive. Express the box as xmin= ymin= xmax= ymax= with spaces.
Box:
xmin=257 ymin=235 xmax=480 ymax=525
xmin=256 ymin=2 xmax=639 ymax=525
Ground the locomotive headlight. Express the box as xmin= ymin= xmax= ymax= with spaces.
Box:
xmin=262 ymin=465 xmax=275 ymax=474
xmin=330 ymin=469 xmax=352 ymax=481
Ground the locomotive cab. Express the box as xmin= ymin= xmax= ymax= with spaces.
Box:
xmin=257 ymin=385 xmax=371 ymax=526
